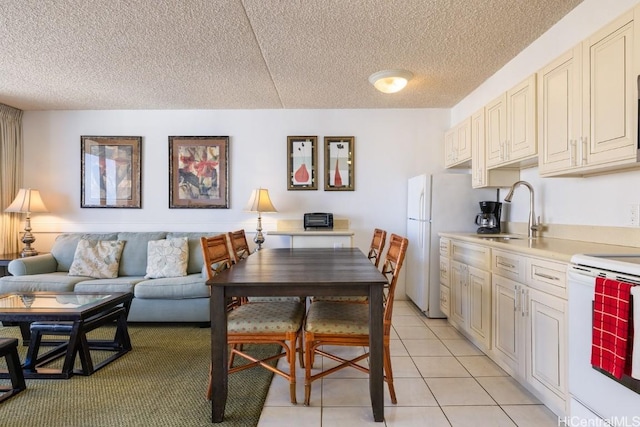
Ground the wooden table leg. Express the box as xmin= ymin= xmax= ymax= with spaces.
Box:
xmin=211 ymin=286 xmax=228 ymax=423
xmin=61 ymin=321 xmax=82 ymax=377
xmin=369 ymin=284 xmax=384 ymax=422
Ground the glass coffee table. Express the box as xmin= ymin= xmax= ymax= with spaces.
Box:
xmin=0 ymin=291 xmax=133 ymax=379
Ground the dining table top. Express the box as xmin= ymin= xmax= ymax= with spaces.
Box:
xmin=209 ymin=247 xmax=388 ymax=290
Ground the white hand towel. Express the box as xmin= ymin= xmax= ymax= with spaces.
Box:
xmin=631 ymin=286 xmax=640 ymax=379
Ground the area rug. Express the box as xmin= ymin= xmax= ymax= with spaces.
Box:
xmin=0 ymin=324 xmax=279 ymax=427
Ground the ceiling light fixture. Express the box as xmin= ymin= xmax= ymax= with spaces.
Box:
xmin=368 ymin=69 xmax=413 ymax=94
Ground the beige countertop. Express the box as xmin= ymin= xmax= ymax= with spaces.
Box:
xmin=439 ymin=232 xmax=640 ymax=263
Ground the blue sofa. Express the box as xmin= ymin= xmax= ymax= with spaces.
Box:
xmin=0 ymin=232 xmax=218 ymax=322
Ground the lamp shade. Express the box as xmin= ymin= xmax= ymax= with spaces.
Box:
xmin=368 ymin=69 xmax=413 ymax=94
xmin=5 ymin=188 xmax=49 ymax=214
xmin=244 ymin=188 xmax=277 ymax=213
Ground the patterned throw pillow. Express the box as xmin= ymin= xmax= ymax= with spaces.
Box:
xmin=68 ymin=239 xmax=126 ymax=278
xmin=145 ymin=237 xmax=189 ymax=279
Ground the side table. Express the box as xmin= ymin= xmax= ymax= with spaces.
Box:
xmin=0 ymin=253 xmax=21 ymax=277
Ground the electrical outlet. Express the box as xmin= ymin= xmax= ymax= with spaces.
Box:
xmin=630 ymin=204 xmax=640 ymax=227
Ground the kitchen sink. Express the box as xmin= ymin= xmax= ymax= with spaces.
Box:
xmin=476 ymin=235 xmax=525 ymax=241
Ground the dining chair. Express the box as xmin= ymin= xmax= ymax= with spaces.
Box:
xmin=313 ymin=228 xmax=387 ymax=304
xmin=201 ymin=234 xmax=305 ymax=404
xmin=367 ymin=228 xmax=387 ymax=268
xmin=228 ymin=229 xmax=251 ymax=262
xmin=303 ymin=233 xmax=409 ymax=405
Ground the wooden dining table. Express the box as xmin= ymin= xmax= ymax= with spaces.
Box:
xmin=207 ymin=247 xmax=389 ymax=423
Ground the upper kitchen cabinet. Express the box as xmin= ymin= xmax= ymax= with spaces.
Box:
xmin=539 ymin=6 xmax=640 ymax=177
xmin=486 ymin=75 xmax=538 ymax=170
xmin=444 ymin=117 xmax=472 ymax=168
xmin=471 ymin=107 xmax=519 ymax=188
xmin=538 ymin=45 xmax=582 ymax=176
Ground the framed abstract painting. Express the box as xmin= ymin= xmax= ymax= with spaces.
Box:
xmin=324 ymin=136 xmax=354 ymax=191
xmin=287 ymin=136 xmax=317 ymax=190
xmin=169 ymin=136 xmax=229 ymax=208
xmin=81 ymin=136 xmax=142 ymax=208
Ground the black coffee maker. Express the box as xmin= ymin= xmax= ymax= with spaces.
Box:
xmin=475 ymin=201 xmax=502 ymax=234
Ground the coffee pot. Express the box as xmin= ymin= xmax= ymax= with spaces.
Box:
xmin=475 ymin=201 xmax=501 ymax=234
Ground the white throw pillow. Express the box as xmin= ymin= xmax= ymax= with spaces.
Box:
xmin=145 ymin=237 xmax=189 ymax=279
xmin=68 ymin=239 xmax=125 ymax=279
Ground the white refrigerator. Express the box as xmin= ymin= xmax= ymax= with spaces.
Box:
xmin=405 ymin=173 xmax=494 ymax=317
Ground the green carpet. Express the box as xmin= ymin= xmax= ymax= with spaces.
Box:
xmin=0 ymin=324 xmax=279 ymax=427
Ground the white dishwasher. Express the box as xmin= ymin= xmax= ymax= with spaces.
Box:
xmin=568 ymin=254 xmax=640 ymax=423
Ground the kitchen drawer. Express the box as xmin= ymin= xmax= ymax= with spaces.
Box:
xmin=439 ymin=238 xmax=450 ymax=257
xmin=526 ymin=257 xmax=567 ymax=298
xmin=440 ymin=257 xmax=450 ymax=285
xmin=440 ymin=285 xmax=450 ymax=316
xmin=491 ymin=249 xmax=526 ymax=282
xmin=451 ymin=240 xmax=490 ymax=270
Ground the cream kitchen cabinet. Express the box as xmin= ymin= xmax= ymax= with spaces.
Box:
xmin=444 ymin=117 xmax=472 ymax=168
xmin=471 ymin=107 xmax=519 ymax=188
xmin=439 ymin=238 xmax=451 ymax=316
xmin=486 ymin=74 xmax=537 ymax=169
xmin=538 ymin=6 xmax=640 ymax=177
xmin=537 ymin=45 xmax=582 ymax=176
xmin=448 ymin=241 xmax=491 ymax=351
xmin=490 ymin=249 xmax=568 ymax=416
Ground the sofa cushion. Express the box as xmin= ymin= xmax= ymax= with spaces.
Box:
xmin=133 ymin=274 xmax=209 ymax=299
xmin=69 ymin=239 xmax=125 ymax=278
xmin=117 ymin=232 xmax=167 ymax=277
xmin=73 ymin=276 xmax=146 ymax=294
xmin=145 ymin=237 xmax=189 ymax=279
xmin=167 ymin=232 xmax=213 ymax=275
xmin=0 ymin=273 xmax=90 ymax=293
xmin=51 ymin=233 xmax=119 ymax=272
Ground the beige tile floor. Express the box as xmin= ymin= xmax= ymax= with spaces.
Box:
xmin=257 ymin=300 xmax=560 ymax=427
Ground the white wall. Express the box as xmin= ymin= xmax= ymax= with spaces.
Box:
xmin=22 ymin=108 xmax=450 ymax=253
xmin=451 ymin=0 xmax=640 ymax=229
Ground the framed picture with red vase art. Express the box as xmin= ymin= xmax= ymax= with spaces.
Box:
xmin=324 ymin=136 xmax=354 ymax=191
xmin=287 ymin=136 xmax=317 ymax=190
xmin=169 ymin=136 xmax=229 ymax=208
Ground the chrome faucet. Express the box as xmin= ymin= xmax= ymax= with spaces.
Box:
xmin=504 ymin=181 xmax=539 ymax=238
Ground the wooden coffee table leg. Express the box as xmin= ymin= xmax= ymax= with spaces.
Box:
xmin=60 ymin=322 xmax=82 ymax=377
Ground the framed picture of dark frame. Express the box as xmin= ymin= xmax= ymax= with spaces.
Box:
xmin=324 ymin=136 xmax=354 ymax=191
xmin=169 ymin=136 xmax=229 ymax=209
xmin=287 ymin=136 xmax=318 ymax=190
xmin=81 ymin=136 xmax=142 ymax=208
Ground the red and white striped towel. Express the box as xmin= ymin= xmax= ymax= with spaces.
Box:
xmin=591 ymin=276 xmax=634 ymax=379
xmin=632 ymin=286 xmax=640 ymax=380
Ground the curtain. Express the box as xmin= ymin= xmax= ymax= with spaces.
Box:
xmin=0 ymin=103 xmax=23 ymax=254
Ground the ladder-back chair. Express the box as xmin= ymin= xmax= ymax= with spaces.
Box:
xmin=303 ymin=233 xmax=409 ymax=405
xmin=201 ymin=234 xmax=305 ymax=404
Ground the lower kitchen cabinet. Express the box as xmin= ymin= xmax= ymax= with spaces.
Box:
xmin=491 ymin=266 xmax=567 ymax=417
xmin=443 ymin=238 xmax=568 ymax=417
xmin=525 ymin=286 xmax=567 ymax=416
xmin=439 ymin=247 xmax=450 ymax=316
xmin=492 ymin=274 xmax=524 ymax=377
xmin=449 ymin=242 xmax=492 ymax=351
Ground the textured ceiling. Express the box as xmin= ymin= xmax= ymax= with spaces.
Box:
xmin=0 ymin=0 xmax=583 ymax=111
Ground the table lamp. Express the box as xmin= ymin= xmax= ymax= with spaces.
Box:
xmin=244 ymin=188 xmax=277 ymax=251
xmin=4 ymin=188 xmax=49 ymax=257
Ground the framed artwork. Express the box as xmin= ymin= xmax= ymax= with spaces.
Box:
xmin=287 ymin=136 xmax=318 ymax=190
xmin=169 ymin=136 xmax=229 ymax=208
xmin=81 ymin=136 xmax=142 ymax=208
xmin=324 ymin=136 xmax=354 ymax=191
